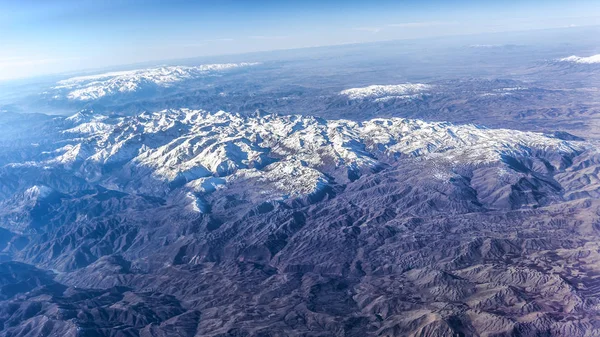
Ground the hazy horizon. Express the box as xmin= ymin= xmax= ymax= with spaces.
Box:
xmin=1 ymin=24 xmax=599 ymax=84
xmin=1 ymin=0 xmax=599 ymax=81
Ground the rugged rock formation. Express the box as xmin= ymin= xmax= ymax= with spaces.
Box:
xmin=0 ymin=109 xmax=600 ymax=336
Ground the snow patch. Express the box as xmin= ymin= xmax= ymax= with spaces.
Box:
xmin=22 ymin=109 xmax=587 ymax=202
xmin=53 ymin=63 xmax=260 ymax=101
xmin=24 ymin=185 xmax=54 ymax=200
xmin=559 ymin=54 xmax=600 ymax=64
xmin=340 ymin=84 xmax=432 ymax=100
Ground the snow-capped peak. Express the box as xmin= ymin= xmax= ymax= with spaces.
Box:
xmin=340 ymin=84 xmax=432 ymax=100
xmin=558 ymin=54 xmax=600 ymax=64
xmin=24 ymin=185 xmax=54 ymax=200
xmin=51 ymin=63 xmax=259 ymax=101
xmin=36 ymin=109 xmax=585 ymax=203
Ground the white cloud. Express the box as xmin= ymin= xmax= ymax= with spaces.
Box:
xmin=0 ymin=57 xmax=24 ymax=63
xmin=249 ymin=35 xmax=289 ymax=40
xmin=180 ymin=39 xmax=233 ymax=48
xmin=387 ymin=21 xmax=456 ymax=28
xmin=352 ymin=27 xmax=382 ymax=33
xmin=180 ymin=43 xmax=206 ymax=48
xmin=0 ymin=57 xmax=78 ymax=68
xmin=205 ymin=38 xmax=234 ymax=42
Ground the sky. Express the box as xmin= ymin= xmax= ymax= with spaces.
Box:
xmin=0 ymin=0 xmax=599 ymax=80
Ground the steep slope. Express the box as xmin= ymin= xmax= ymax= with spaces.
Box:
xmin=48 ymin=109 xmax=586 ymax=191
xmin=0 ymin=109 xmax=599 ymax=336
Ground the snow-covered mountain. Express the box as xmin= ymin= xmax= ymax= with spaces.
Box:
xmin=3 ymin=29 xmax=600 ymax=337
xmin=559 ymin=54 xmax=600 ymax=64
xmin=340 ymin=84 xmax=431 ymax=101
xmin=1 ymin=108 xmax=600 ymax=336
xmin=6 ymin=109 xmax=584 ymax=207
xmin=49 ymin=63 xmax=259 ymax=101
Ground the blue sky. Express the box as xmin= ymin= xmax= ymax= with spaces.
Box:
xmin=0 ymin=0 xmax=599 ymax=80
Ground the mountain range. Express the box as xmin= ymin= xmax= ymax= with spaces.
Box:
xmin=1 ymin=106 xmax=600 ymax=336
xmin=3 ymin=30 xmax=600 ymax=336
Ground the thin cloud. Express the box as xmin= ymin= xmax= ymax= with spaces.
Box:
xmin=0 ymin=57 xmax=24 ymax=62
xmin=249 ymin=35 xmax=289 ymax=40
xmin=180 ymin=43 xmax=206 ymax=48
xmin=205 ymin=38 xmax=234 ymax=42
xmin=352 ymin=27 xmax=382 ymax=33
xmin=387 ymin=21 xmax=456 ymax=28
xmin=0 ymin=57 xmax=78 ymax=68
xmin=180 ymin=39 xmax=233 ymax=48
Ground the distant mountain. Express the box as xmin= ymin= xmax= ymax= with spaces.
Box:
xmin=340 ymin=83 xmax=432 ymax=101
xmin=46 ymin=63 xmax=259 ymax=101
xmin=558 ymin=54 xmax=600 ymax=64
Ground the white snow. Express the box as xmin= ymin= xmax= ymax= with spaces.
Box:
xmin=559 ymin=54 xmax=600 ymax=64
xmin=24 ymin=185 xmax=53 ymax=200
xmin=340 ymin=84 xmax=432 ymax=100
xmin=27 ymin=109 xmax=586 ymax=201
xmin=53 ymin=63 xmax=259 ymax=101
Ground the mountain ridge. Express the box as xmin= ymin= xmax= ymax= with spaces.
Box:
xmin=0 ymin=108 xmax=599 ymax=336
